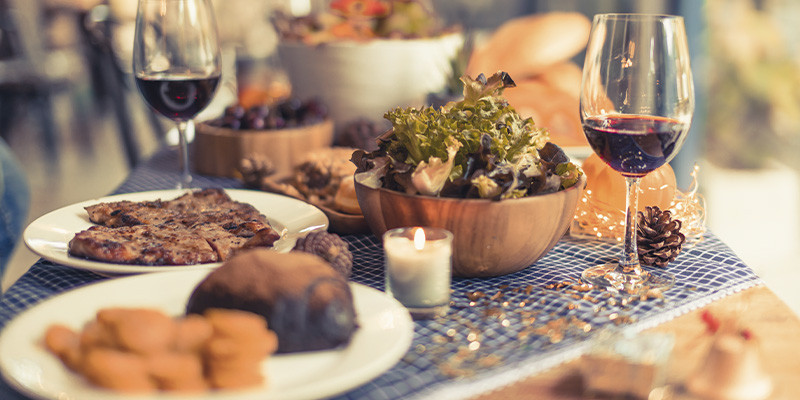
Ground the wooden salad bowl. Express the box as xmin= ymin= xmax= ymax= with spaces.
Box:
xmin=354 ymin=173 xmax=586 ymax=278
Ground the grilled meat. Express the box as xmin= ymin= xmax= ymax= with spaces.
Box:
xmin=85 ymin=189 xmax=266 ymax=228
xmin=192 ymin=223 xmax=249 ymax=261
xmin=70 ymin=189 xmax=282 ymax=265
xmin=69 ymin=224 xmax=219 ymax=265
xmin=87 ymin=202 xmax=177 ymax=227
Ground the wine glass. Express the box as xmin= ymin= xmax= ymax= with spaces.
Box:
xmin=580 ymin=14 xmax=694 ymax=292
xmin=133 ymin=0 xmax=222 ymax=189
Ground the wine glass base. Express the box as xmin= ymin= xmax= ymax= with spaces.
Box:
xmin=581 ymin=262 xmax=674 ymax=294
xmin=176 ymin=175 xmax=193 ymax=190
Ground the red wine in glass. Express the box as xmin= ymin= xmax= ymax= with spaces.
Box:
xmin=579 ymin=14 xmax=694 ymax=293
xmin=135 ymin=75 xmax=221 ymax=121
xmin=133 ymin=0 xmax=220 ymax=189
xmin=583 ymin=115 xmax=689 ymax=177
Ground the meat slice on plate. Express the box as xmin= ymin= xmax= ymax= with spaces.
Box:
xmin=185 ymin=211 xmax=274 ymax=238
xmin=192 ymin=223 xmax=249 ymax=261
xmin=72 ymin=188 xmax=283 ymax=266
xmin=68 ymin=224 xmax=219 ymax=265
xmin=86 ymin=201 xmax=179 ymax=227
xmin=163 ymin=188 xmax=233 ymax=213
xmin=85 ymin=200 xmax=166 ymax=226
xmin=241 ymin=226 xmax=283 ymax=249
xmin=166 ymin=189 xmax=272 ymax=232
xmin=85 ymin=189 xmax=274 ymax=231
xmin=84 ymin=200 xmax=128 ymax=225
xmin=83 ymin=189 xmax=229 ymax=228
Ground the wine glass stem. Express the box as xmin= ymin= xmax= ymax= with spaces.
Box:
xmin=621 ymin=176 xmax=642 ymax=275
xmin=176 ymin=120 xmax=192 ymax=189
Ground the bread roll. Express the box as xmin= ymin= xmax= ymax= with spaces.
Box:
xmin=467 ymin=12 xmax=591 ymax=79
xmin=300 ymin=147 xmax=358 ymax=177
xmin=333 ymin=176 xmax=361 ymax=215
xmin=536 ymin=61 xmax=583 ymax=98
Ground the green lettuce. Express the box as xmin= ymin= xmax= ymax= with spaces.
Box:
xmin=353 ymin=72 xmax=583 ymax=199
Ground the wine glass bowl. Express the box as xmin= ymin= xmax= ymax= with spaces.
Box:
xmin=583 ymin=115 xmax=689 ymax=177
xmin=579 ymin=13 xmax=694 ymax=292
xmin=135 ymin=76 xmax=220 ymax=121
xmin=133 ymin=0 xmax=222 ymax=188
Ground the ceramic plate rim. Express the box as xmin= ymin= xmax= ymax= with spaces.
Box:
xmin=0 ymin=269 xmax=413 ymax=400
xmin=22 ymin=189 xmax=329 ymax=274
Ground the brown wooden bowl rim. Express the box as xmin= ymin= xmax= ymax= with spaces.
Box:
xmin=354 ymin=172 xmax=586 ymax=203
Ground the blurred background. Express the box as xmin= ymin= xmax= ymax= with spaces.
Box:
xmin=1 ymin=0 xmax=798 ymax=312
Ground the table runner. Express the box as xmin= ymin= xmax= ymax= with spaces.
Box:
xmin=0 ymin=148 xmax=761 ymax=399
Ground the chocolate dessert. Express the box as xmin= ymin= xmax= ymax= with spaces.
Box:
xmin=185 ymin=249 xmax=357 ymax=353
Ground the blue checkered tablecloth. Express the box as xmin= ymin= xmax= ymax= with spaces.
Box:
xmin=0 ymin=148 xmax=761 ymax=400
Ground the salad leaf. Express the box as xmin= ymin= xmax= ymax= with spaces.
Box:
xmin=350 ymin=150 xmax=389 ymax=189
xmin=410 ymin=137 xmax=461 ymax=195
xmin=457 ymin=71 xmax=517 ymax=106
xmin=472 ymin=174 xmax=501 ymax=199
xmin=556 ymin=162 xmax=582 ymax=189
xmin=353 ymin=72 xmax=583 ymax=199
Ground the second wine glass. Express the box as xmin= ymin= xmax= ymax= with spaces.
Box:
xmin=580 ymin=13 xmax=695 ymax=292
xmin=133 ymin=0 xmax=222 ymax=189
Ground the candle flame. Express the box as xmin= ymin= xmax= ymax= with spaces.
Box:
xmin=413 ymin=228 xmax=425 ymax=250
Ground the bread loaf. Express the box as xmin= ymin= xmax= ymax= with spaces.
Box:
xmin=536 ymin=61 xmax=583 ymax=98
xmin=504 ymin=78 xmax=587 ymax=147
xmin=466 ymin=12 xmax=591 ymax=79
xmin=333 ymin=176 xmax=361 ymax=215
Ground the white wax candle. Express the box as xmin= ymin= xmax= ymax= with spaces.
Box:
xmin=384 ymin=227 xmax=452 ymax=311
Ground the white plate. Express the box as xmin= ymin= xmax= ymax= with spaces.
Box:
xmin=0 ymin=269 xmax=413 ymax=400
xmin=23 ymin=189 xmax=328 ymax=275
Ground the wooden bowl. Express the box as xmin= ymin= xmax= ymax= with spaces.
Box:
xmin=354 ymin=173 xmax=586 ymax=277
xmin=317 ymin=204 xmax=369 ymax=235
xmin=253 ymin=177 xmax=369 ymax=235
xmin=192 ymin=120 xmax=334 ymax=178
xmin=274 ymin=177 xmax=369 ymax=235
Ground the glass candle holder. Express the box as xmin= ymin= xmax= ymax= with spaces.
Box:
xmin=383 ymin=227 xmax=453 ymax=319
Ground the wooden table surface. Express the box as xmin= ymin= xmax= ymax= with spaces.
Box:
xmin=475 ymin=285 xmax=800 ymax=399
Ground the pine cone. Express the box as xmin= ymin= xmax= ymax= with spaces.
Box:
xmin=239 ymin=155 xmax=275 ymax=188
xmin=293 ymin=231 xmax=353 ymax=277
xmin=636 ymin=206 xmax=685 ymax=267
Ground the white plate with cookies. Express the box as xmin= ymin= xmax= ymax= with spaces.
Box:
xmin=0 ymin=269 xmax=413 ymax=400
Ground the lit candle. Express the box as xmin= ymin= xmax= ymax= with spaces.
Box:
xmin=383 ymin=227 xmax=453 ymax=319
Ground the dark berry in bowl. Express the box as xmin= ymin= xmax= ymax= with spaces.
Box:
xmin=210 ymin=98 xmax=328 ymax=131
